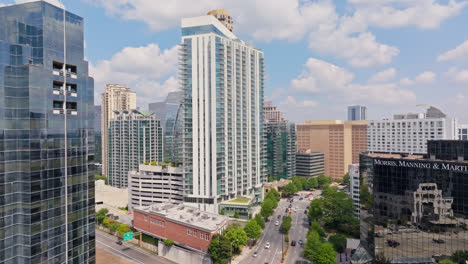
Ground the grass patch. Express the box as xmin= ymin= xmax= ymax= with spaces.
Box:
xmin=230 ymin=198 xmax=250 ymax=203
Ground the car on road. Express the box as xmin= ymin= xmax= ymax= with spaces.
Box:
xmin=277 ymin=215 xmax=281 ymax=219
xmin=285 ymin=208 xmax=289 ymax=213
xmin=291 ymin=240 xmax=296 ymax=246
xmin=288 ymin=204 xmax=292 ymax=208
xmin=253 ymin=251 xmax=258 ymax=257
xmin=299 ymin=197 xmax=303 ymax=200
xmin=265 ymin=242 xmax=270 ymax=249
xmin=387 ymin=239 xmax=400 ymax=247
xmin=304 ymin=210 xmax=307 ymax=214
xmin=298 ymin=240 xmax=303 ymax=245
xmin=116 ymin=241 xmax=123 ymax=246
xmin=433 ymin=239 xmax=445 ymax=244
xmin=275 ymin=221 xmax=279 ymax=226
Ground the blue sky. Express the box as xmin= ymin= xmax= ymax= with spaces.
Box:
xmin=2 ymin=0 xmax=468 ymax=123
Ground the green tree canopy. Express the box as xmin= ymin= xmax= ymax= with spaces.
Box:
xmin=117 ymin=224 xmax=131 ymax=236
xmin=163 ymin=239 xmax=174 ymax=247
xmin=260 ymin=199 xmax=274 ymax=219
xmin=306 ymin=177 xmax=318 ymax=189
xmin=343 ymin=173 xmax=350 ymax=186
xmin=291 ymin=176 xmax=306 ymax=191
xmin=321 ymin=187 xmax=358 ymax=236
xmin=244 ymin=219 xmax=262 ymax=240
xmin=266 ymin=188 xmax=280 ymax=202
xmin=280 ymin=215 xmax=292 ymax=234
xmin=233 ymin=211 xmax=240 ymax=219
xmin=360 ymin=183 xmax=373 ymax=210
xmin=329 ymin=234 xmax=347 ymax=253
xmin=282 ymin=182 xmax=298 ymax=196
xmin=224 ymin=225 xmax=248 ymax=254
xmin=110 ymin=222 xmax=120 ymax=233
xmin=310 ymin=220 xmax=326 ymax=237
xmin=451 ymin=250 xmax=468 ymax=264
xmin=308 ymin=199 xmax=324 ymax=221
xmin=317 ymin=174 xmax=332 ymax=189
xmin=254 ymin=214 xmax=265 ymax=229
xmin=209 ymin=234 xmax=232 ymax=264
xmin=304 ymin=231 xmax=322 ymax=260
xmin=312 ymin=243 xmax=337 ymax=264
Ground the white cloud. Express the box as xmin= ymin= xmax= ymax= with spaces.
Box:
xmin=90 ymin=43 xmax=179 ymax=105
xmin=368 ymin=68 xmax=396 ymax=83
xmin=290 ymin=57 xmax=415 ymax=105
xmin=446 ymin=67 xmax=468 ymax=83
xmin=400 ymin=71 xmax=436 ymax=85
xmin=437 ymin=40 xmax=468 ymax=62
xmin=348 ymin=0 xmax=467 ymax=29
xmin=281 ymin=96 xmax=319 ymax=108
xmin=15 ymin=0 xmax=64 ymax=8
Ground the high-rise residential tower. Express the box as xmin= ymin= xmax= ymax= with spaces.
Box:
xmin=101 ymin=84 xmax=136 ymax=176
xmin=367 ymin=106 xmax=457 ymax=154
xmin=348 ymin=105 xmax=367 ymax=121
xmin=0 ymin=2 xmax=95 ymax=263
xmin=108 ymin=110 xmax=163 ymax=188
xmin=264 ymin=101 xmax=284 ymax=123
xmin=180 ymin=11 xmax=266 ymax=213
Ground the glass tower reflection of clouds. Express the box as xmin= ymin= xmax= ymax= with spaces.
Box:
xmin=0 ymin=2 xmax=95 ymax=263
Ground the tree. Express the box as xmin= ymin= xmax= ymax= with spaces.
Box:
xmin=254 ymin=214 xmax=265 ymax=229
xmin=117 ymin=224 xmax=131 ymax=236
xmin=317 ymin=174 xmax=332 ymax=189
xmin=329 ymin=234 xmax=347 ymax=253
xmin=268 ymin=176 xmax=276 ymax=182
xmin=360 ymin=183 xmax=373 ymax=210
xmin=280 ymin=216 xmax=292 ymax=234
xmin=291 ymin=176 xmax=306 ymax=191
xmin=102 ymin=218 xmax=113 ymax=229
xmin=304 ymin=231 xmax=322 ymax=261
xmin=209 ymin=234 xmax=232 ymax=264
xmin=151 ymin=160 xmax=157 ymax=166
xmin=310 ymin=220 xmax=326 ymax=237
xmin=260 ymin=199 xmax=274 ymax=220
xmin=224 ymin=225 xmax=248 ymax=254
xmin=220 ymin=209 xmax=225 ymax=215
xmin=233 ymin=211 xmax=240 ymax=219
xmin=343 ymin=173 xmax=350 ymax=186
xmin=264 ymin=195 xmax=278 ymax=209
xmin=310 ymin=243 xmax=337 ymax=264
xmin=163 ymin=239 xmax=174 ymax=247
xmin=451 ymin=250 xmax=468 ymax=264
xmin=96 ymin=208 xmax=109 ymax=225
xmin=321 ymin=188 xmax=357 ymax=235
xmin=308 ymin=199 xmax=324 ymax=221
xmin=282 ymin=182 xmax=298 ymax=196
xmin=306 ymin=177 xmax=318 ymax=189
xmin=95 ymin=174 xmax=108 ymax=184
xmin=110 ymin=222 xmax=120 ymax=233
xmin=266 ymin=188 xmax=280 ymax=202
xmin=244 ymin=219 xmax=262 ymax=240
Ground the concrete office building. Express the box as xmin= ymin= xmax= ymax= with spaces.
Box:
xmin=458 ymin=124 xmax=468 ymax=140
xmin=128 ymin=164 xmax=184 ymax=212
xmin=149 ymin=91 xmax=184 ymax=163
xmin=357 ymin=140 xmax=468 ymax=263
xmin=108 ymin=110 xmax=163 ymax=188
xmin=101 ymin=84 xmax=136 ymax=177
xmin=297 ymin=120 xmax=368 ymax=179
xmin=348 ymin=105 xmax=367 ymax=121
xmin=296 ymin=150 xmax=325 ymax=178
xmin=367 ymin=106 xmax=457 ymax=154
xmin=348 ymin=164 xmax=360 ymax=218
xmin=0 ymin=2 xmax=95 ymax=263
xmin=134 ymin=203 xmax=229 ymax=251
xmin=180 ymin=11 xmax=266 ymax=213
xmin=264 ymin=100 xmax=284 ymax=123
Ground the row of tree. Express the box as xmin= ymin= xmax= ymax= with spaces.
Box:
xmin=260 ymin=188 xmax=281 ymax=220
xmin=282 ymin=175 xmax=333 ymax=196
xmin=303 ymin=222 xmax=337 ymax=264
xmin=96 ymin=208 xmax=131 ymax=236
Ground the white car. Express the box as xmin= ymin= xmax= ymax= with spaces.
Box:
xmin=275 ymin=221 xmax=279 ymax=226
xmin=265 ymin=242 xmax=270 ymax=249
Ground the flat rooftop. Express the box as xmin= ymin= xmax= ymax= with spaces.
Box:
xmin=134 ymin=203 xmax=229 ymax=232
xmin=220 ymin=196 xmax=254 ymax=206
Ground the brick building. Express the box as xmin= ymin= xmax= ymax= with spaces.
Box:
xmin=133 ymin=203 xmax=229 ymax=251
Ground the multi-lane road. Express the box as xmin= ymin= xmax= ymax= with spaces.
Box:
xmin=240 ymin=191 xmax=321 ymax=264
xmin=96 ymin=230 xmax=175 ymax=264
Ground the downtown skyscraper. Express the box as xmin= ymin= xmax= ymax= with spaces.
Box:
xmin=180 ymin=11 xmax=266 ymax=213
xmin=0 ymin=2 xmax=95 ymax=263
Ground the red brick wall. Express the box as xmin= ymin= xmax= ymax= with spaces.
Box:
xmin=134 ymin=211 xmax=215 ymax=251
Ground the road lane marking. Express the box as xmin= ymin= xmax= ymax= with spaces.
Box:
xmin=97 ymin=239 xmax=145 ymax=264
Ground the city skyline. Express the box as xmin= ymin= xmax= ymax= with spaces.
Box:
xmin=1 ymin=0 xmax=466 ymax=123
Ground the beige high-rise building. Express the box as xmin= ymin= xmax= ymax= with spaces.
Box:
xmin=101 ymin=84 xmax=136 ymax=176
xmin=297 ymin=120 xmax=368 ymax=179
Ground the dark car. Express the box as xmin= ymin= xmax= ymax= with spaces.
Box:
xmin=291 ymin=240 xmax=296 ymax=246
xmin=299 ymin=197 xmax=303 ymax=200
xmin=304 ymin=210 xmax=307 ymax=214
xmin=433 ymin=239 xmax=445 ymax=244
xmin=277 ymin=215 xmax=281 ymax=219
xmin=387 ymin=239 xmax=400 ymax=247
xmin=285 ymin=208 xmax=289 ymax=213
xmin=116 ymin=241 xmax=123 ymax=246
xmin=288 ymin=204 xmax=292 ymax=208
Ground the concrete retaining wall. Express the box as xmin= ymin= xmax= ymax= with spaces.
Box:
xmin=158 ymin=244 xmax=212 ymax=264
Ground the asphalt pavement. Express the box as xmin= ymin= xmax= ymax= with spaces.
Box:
xmin=96 ymin=230 xmax=175 ymax=264
xmin=240 ymin=191 xmax=321 ymax=264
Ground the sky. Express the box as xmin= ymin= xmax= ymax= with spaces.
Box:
xmin=1 ymin=0 xmax=468 ymax=123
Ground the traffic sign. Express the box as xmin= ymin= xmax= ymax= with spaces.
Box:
xmin=123 ymin=232 xmax=133 ymax=241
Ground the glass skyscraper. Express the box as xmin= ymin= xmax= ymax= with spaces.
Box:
xmin=180 ymin=13 xmax=266 ymax=213
xmin=357 ymin=140 xmax=468 ymax=263
xmin=265 ymin=121 xmax=296 ymax=180
xmin=0 ymin=2 xmax=95 ymax=263
xmin=348 ymin=105 xmax=367 ymax=121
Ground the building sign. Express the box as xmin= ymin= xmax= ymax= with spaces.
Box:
xmin=123 ymin=232 xmax=133 ymax=241
xmin=374 ymin=159 xmax=468 ymax=172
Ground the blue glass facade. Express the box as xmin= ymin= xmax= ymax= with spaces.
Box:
xmin=0 ymin=2 xmax=95 ymax=263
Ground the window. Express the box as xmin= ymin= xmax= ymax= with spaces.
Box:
xmin=144 ymin=216 xmax=148 ymax=222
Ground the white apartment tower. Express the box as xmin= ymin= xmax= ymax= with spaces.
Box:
xmin=101 ymin=84 xmax=136 ymax=176
xmin=368 ymin=106 xmax=457 ymax=154
xmin=180 ymin=11 xmax=266 ymax=213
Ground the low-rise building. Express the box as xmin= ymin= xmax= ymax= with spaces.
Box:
xmin=134 ymin=203 xmax=229 ymax=251
xmin=218 ymin=196 xmax=255 ymax=220
xmin=128 ymin=164 xmax=184 ymax=212
xmin=296 ymin=150 xmax=325 ymax=177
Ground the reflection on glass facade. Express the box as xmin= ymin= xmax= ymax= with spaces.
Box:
xmin=0 ymin=2 xmax=95 ymax=263
xmin=359 ymin=140 xmax=468 ymax=263
xmin=265 ymin=121 xmax=296 ymax=180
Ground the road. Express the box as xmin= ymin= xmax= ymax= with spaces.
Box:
xmin=96 ymin=230 xmax=175 ymax=264
xmin=241 ymin=191 xmax=320 ymax=264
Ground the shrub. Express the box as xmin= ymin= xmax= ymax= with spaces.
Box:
xmin=163 ymin=239 xmax=174 ymax=247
